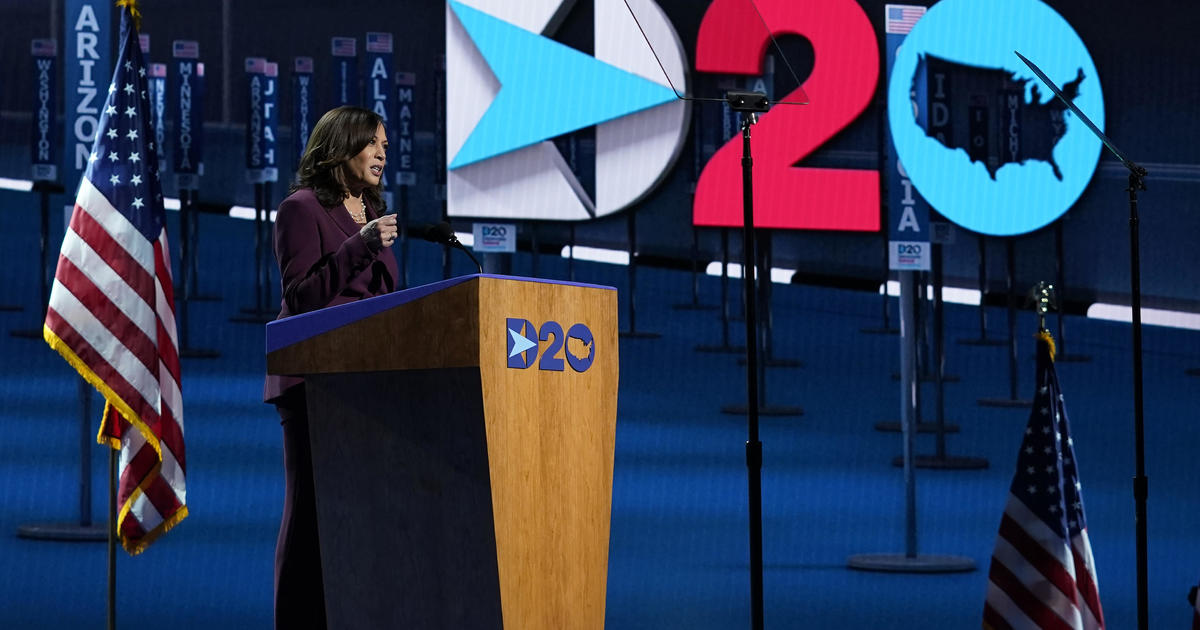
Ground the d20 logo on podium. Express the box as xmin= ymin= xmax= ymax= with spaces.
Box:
xmin=507 ymin=318 xmax=538 ymax=369
xmin=506 ymin=318 xmax=595 ymax=373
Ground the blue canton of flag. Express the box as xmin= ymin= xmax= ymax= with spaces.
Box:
xmin=88 ymin=39 xmax=165 ymax=241
xmin=984 ymin=333 xmax=1103 ymax=629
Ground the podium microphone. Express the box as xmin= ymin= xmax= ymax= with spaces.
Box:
xmin=416 ymin=221 xmax=483 ymax=274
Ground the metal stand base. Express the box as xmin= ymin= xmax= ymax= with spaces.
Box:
xmin=181 ymin=347 xmax=222 ymax=359
xmin=721 ymin=403 xmax=803 ymax=417
xmin=874 ymin=421 xmax=959 ymax=434
xmin=891 ymin=455 xmax=989 ymax=470
xmin=17 ymin=522 xmax=108 ymax=542
xmin=695 ymin=343 xmax=745 ymax=354
xmin=672 ymin=302 xmax=717 ymax=311
xmin=230 ymin=311 xmax=277 ymax=324
xmin=977 ymin=396 xmax=1032 ymax=408
xmin=847 ymin=553 xmax=975 ymax=573
xmin=738 ymin=357 xmax=803 ymax=368
xmin=958 ymin=337 xmax=1007 ymax=346
xmin=891 ymin=372 xmax=960 ymax=382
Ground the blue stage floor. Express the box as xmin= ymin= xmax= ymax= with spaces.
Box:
xmin=1 ymin=194 xmax=1198 ymax=628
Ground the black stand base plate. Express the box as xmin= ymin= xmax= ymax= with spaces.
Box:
xmin=958 ymin=337 xmax=1008 ymax=346
xmin=847 ymin=553 xmax=975 ymax=573
xmin=721 ymin=403 xmax=803 ymax=417
xmin=672 ymin=302 xmax=718 ymax=311
xmin=230 ymin=309 xmax=277 ymax=324
xmin=977 ymin=396 xmax=1033 ymax=408
xmin=619 ymin=330 xmax=662 ymax=339
xmin=694 ymin=344 xmax=745 ymax=354
xmin=181 ymin=347 xmax=222 ymax=359
xmin=891 ymin=372 xmax=960 ymax=382
xmin=17 ymin=522 xmax=108 ymax=542
xmin=874 ymin=421 xmax=960 ymax=434
xmin=738 ymin=357 xmax=803 ymax=368
xmin=892 ymin=455 xmax=989 ymax=470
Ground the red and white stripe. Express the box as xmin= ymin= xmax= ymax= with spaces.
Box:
xmin=45 ymin=176 xmax=187 ymax=554
xmin=984 ymin=495 xmax=1104 ymax=630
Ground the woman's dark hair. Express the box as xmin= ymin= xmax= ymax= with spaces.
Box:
xmin=292 ymin=106 xmax=387 ymax=211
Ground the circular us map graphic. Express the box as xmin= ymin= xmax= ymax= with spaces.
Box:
xmin=887 ymin=0 xmax=1104 ymax=236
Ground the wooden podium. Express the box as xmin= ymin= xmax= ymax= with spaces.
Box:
xmin=266 ymin=274 xmax=618 ymax=629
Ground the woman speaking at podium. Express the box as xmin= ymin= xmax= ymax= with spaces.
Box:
xmin=263 ymin=105 xmax=398 ymax=629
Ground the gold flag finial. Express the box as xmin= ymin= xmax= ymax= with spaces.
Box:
xmin=1028 ymin=282 xmax=1057 ymax=361
xmin=1027 ymin=281 xmax=1057 ymax=333
xmin=116 ymin=0 xmax=142 ymax=30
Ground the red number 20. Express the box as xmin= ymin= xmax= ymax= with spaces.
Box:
xmin=693 ymin=0 xmax=880 ymax=231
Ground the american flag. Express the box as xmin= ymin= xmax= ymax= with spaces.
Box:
xmin=366 ymin=32 xmax=393 ymax=54
xmin=171 ymin=39 xmax=199 ymax=60
xmin=43 ymin=0 xmax=187 ymax=555
xmin=885 ymin=5 xmax=925 ymax=35
xmin=983 ymin=332 xmax=1103 ymax=629
xmin=331 ymin=36 xmax=357 ymax=57
xmin=245 ymin=56 xmax=267 ymax=74
xmin=31 ymin=38 xmax=57 ymax=57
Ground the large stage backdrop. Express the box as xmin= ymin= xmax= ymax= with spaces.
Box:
xmin=0 ymin=0 xmax=1197 ymax=311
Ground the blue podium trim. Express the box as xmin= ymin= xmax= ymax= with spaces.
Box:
xmin=265 ymin=274 xmax=614 ymax=354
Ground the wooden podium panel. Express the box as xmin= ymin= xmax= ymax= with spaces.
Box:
xmin=267 ymin=274 xmax=618 ymax=629
xmin=476 ymin=277 xmax=618 ymax=630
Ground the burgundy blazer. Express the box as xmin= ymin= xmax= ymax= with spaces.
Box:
xmin=263 ymin=187 xmax=399 ymax=402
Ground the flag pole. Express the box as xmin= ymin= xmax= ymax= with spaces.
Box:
xmin=108 ymin=444 xmax=117 ymax=630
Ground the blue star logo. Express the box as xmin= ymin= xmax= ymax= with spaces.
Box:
xmin=447 ymin=0 xmax=676 ymax=169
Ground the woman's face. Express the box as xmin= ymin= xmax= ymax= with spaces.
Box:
xmin=345 ymin=122 xmax=388 ymax=191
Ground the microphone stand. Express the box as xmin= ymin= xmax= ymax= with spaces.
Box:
xmin=726 ymin=90 xmax=768 ymax=630
xmin=449 ymin=236 xmax=484 ymax=275
xmin=424 ymin=222 xmax=483 ymax=275
xmin=1126 ymin=164 xmax=1150 ymax=630
xmin=1015 ymin=51 xmax=1151 ymax=630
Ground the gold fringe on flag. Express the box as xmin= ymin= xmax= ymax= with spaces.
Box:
xmin=1035 ymin=329 xmax=1057 ymax=363
xmin=44 ymin=325 xmax=189 ymax=555
xmin=115 ymin=0 xmax=142 ymax=30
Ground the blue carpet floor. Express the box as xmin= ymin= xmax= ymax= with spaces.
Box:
xmin=1 ymin=190 xmax=1198 ymax=628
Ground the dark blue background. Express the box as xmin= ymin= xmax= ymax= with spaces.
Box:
xmin=0 ymin=0 xmax=1196 ymax=309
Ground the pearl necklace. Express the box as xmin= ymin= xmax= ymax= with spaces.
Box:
xmin=346 ymin=195 xmax=367 ymax=224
